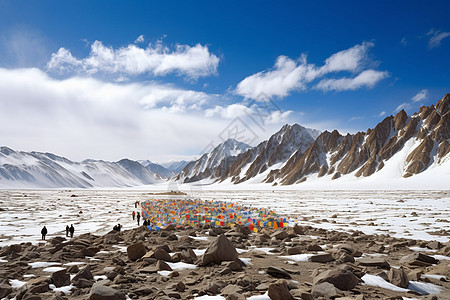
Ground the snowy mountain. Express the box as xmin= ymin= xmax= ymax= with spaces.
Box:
xmin=0 ymin=150 xmax=161 ymax=188
xmin=138 ymin=160 xmax=175 ymax=179
xmin=216 ymin=123 xmax=320 ymax=184
xmin=265 ymin=93 xmax=450 ymax=185
xmin=162 ymin=160 xmax=191 ymax=174
xmin=175 ymin=138 xmax=252 ymax=182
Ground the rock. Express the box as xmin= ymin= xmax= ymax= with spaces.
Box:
xmin=72 ymin=265 xmax=94 ymax=282
xmin=388 ymin=267 xmax=409 ymax=288
xmin=312 ymin=282 xmax=342 ymax=299
xmin=310 ymin=253 xmax=334 ymax=263
xmin=400 ymin=252 xmax=438 ymax=267
xmin=313 ymin=265 xmax=361 ymax=290
xmin=267 ymin=266 xmax=291 ymax=279
xmin=67 ymin=265 xmax=79 ymax=273
xmin=51 ymin=269 xmax=70 ymax=287
xmin=75 ymin=278 xmax=94 ymax=288
xmin=180 ymin=248 xmax=197 ymax=263
xmin=206 ymin=282 xmax=221 ymax=294
xmin=357 ymin=257 xmax=390 ymax=269
xmin=226 ymin=293 xmax=246 ymax=300
xmin=287 ymin=246 xmax=303 ymax=255
xmin=221 ymin=284 xmax=243 ymax=296
xmin=156 ymin=260 xmax=173 ymax=271
xmin=89 ymin=285 xmax=126 ymax=300
xmin=153 ymin=248 xmax=172 ymax=262
xmin=268 ymin=280 xmax=293 ymax=300
xmin=407 ymin=269 xmax=423 ymax=281
xmin=0 ymin=283 xmax=12 ymax=298
xmin=223 ymin=260 xmax=243 ymax=271
xmin=307 ymin=243 xmax=323 ymax=251
xmin=126 ymin=242 xmax=146 ymax=261
xmin=293 ymin=224 xmax=305 ymax=235
xmin=271 ymin=230 xmax=289 ymax=240
xmin=336 ymin=251 xmax=355 ymax=263
xmin=200 ymin=234 xmax=239 ymax=266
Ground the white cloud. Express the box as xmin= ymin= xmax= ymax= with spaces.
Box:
xmin=321 ymin=42 xmax=373 ymax=73
xmin=205 ymin=104 xmax=253 ymax=119
xmin=134 ymin=35 xmax=144 ymax=43
xmin=265 ymin=110 xmax=293 ymax=124
xmin=47 ymin=40 xmax=220 ymax=79
xmin=395 ymin=102 xmax=410 ymax=112
xmin=379 ymin=111 xmax=386 ymax=117
xmin=235 ymin=55 xmax=312 ymax=100
xmin=315 ymin=70 xmax=389 ymax=91
xmin=427 ymin=29 xmax=450 ymax=49
xmin=0 ymin=67 xmax=229 ymax=161
xmin=349 ymin=116 xmax=364 ymax=122
xmin=236 ymin=42 xmax=387 ymax=100
xmin=401 ymin=37 xmax=407 ymax=46
xmin=412 ymin=89 xmax=428 ymax=102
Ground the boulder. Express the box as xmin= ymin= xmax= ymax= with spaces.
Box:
xmin=267 ymin=266 xmax=291 ymax=279
xmin=51 ymin=269 xmax=70 ymax=287
xmin=388 ymin=267 xmax=409 ymax=288
xmin=313 ymin=265 xmax=361 ymax=290
xmin=156 ymin=260 xmax=173 ymax=271
xmin=200 ymin=234 xmax=239 ymax=266
xmin=153 ymin=248 xmax=172 ymax=262
xmin=287 ymin=246 xmax=303 ymax=255
xmin=89 ymin=285 xmax=126 ymax=300
xmin=312 ymin=282 xmax=342 ymax=299
xmin=0 ymin=283 xmax=12 ymax=298
xmin=310 ymin=253 xmax=334 ymax=263
xmin=126 ymin=242 xmax=146 ymax=261
xmin=400 ymin=252 xmax=438 ymax=267
xmin=357 ymin=257 xmax=390 ymax=269
xmin=72 ymin=265 xmax=94 ymax=282
xmin=271 ymin=230 xmax=289 ymax=240
xmin=307 ymin=243 xmax=323 ymax=251
xmin=268 ymin=280 xmax=293 ymax=300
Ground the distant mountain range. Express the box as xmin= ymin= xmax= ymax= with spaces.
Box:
xmin=0 ymin=94 xmax=448 ymax=188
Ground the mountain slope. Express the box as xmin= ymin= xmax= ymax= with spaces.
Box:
xmin=268 ymin=94 xmax=449 ymax=185
xmin=217 ymin=124 xmax=320 ymax=184
xmin=175 ymin=138 xmax=252 ymax=183
xmin=0 ymin=149 xmax=160 ymax=188
xmin=139 ymin=160 xmax=175 ymax=179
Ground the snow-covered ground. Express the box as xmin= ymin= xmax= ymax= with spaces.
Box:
xmin=0 ymin=189 xmax=448 ymax=247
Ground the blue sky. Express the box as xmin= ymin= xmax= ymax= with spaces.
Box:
xmin=0 ymin=0 xmax=449 ymax=162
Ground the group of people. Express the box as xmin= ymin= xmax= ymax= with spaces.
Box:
xmin=40 ymin=224 xmax=75 ymax=240
xmin=132 ymin=210 xmax=141 ymax=225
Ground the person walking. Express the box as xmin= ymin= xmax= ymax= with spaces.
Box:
xmin=137 ymin=211 xmax=140 ymax=225
xmin=41 ymin=226 xmax=48 ymax=240
xmin=132 ymin=211 xmax=135 ymax=220
xmin=69 ymin=224 xmax=75 ymax=238
xmin=65 ymin=225 xmax=69 ymax=237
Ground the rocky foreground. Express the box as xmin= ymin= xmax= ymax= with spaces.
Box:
xmin=0 ymin=223 xmax=449 ymax=300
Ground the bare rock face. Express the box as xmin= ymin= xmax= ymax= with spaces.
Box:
xmin=404 ymin=137 xmax=434 ymax=176
xmin=200 ymin=234 xmax=239 ymax=266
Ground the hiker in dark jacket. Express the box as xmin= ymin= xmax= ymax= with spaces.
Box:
xmin=137 ymin=211 xmax=140 ymax=225
xmin=69 ymin=224 xmax=75 ymax=238
xmin=41 ymin=226 xmax=48 ymax=240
